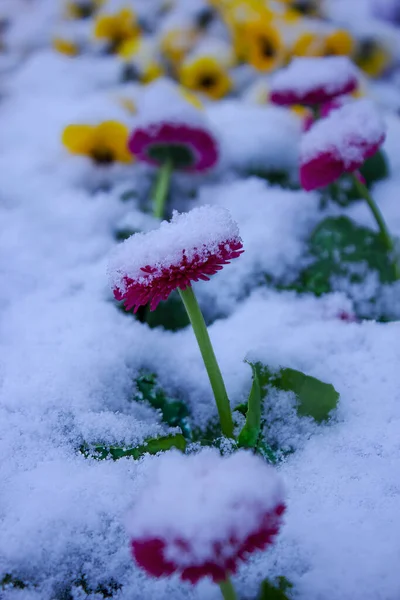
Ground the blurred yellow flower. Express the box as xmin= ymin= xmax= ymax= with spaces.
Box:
xmin=62 ymin=121 xmax=132 ymax=164
xmin=245 ymin=21 xmax=285 ymax=72
xmin=353 ymin=38 xmax=391 ymax=77
xmin=94 ymin=8 xmax=140 ymax=55
xmin=52 ymin=38 xmax=79 ymax=57
xmin=180 ymin=56 xmax=232 ymax=100
xmin=65 ymin=0 xmax=104 ymax=20
xmin=324 ymin=29 xmax=354 ymax=56
xmin=292 ymin=31 xmax=325 ymax=57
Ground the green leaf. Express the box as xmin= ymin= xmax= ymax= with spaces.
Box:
xmin=114 ymin=228 xmax=139 ymax=241
xmin=249 ymin=362 xmax=339 ymax=422
xmin=238 ymin=362 xmax=262 ymax=448
xmin=271 ymin=368 xmax=339 ymax=422
xmin=1 ymin=574 xmax=26 ymax=590
xmin=144 ymin=292 xmax=190 ymax=331
xmin=297 ymin=216 xmax=397 ymax=295
xmin=360 ymin=149 xmax=389 ymax=187
xmin=242 ymin=168 xmax=299 ymax=190
xmin=133 ymin=372 xmax=191 ymax=438
xmin=258 ymin=577 xmax=293 ymax=600
xmin=84 ymin=433 xmax=187 ymax=461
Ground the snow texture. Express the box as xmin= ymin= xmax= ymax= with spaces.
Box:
xmin=300 ymin=98 xmax=386 ymax=166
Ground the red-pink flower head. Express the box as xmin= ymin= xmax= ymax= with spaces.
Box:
xmin=300 ymin=99 xmax=386 ymax=191
xmin=108 ymin=205 xmax=244 ymax=313
xmin=127 ymin=449 xmax=286 ymax=583
xmin=270 ymin=56 xmax=358 ymax=107
xmin=127 ymin=79 xmax=218 ymax=172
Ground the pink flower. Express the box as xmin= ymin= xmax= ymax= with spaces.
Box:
xmin=300 ymin=99 xmax=386 ymax=191
xmin=270 ymin=57 xmax=358 ymax=107
xmin=108 ymin=206 xmax=243 ymax=312
xmin=127 ymin=450 xmax=286 ymax=583
xmin=128 ymin=122 xmax=218 ymax=172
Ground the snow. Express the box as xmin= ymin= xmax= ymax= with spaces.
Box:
xmin=300 ymin=98 xmax=386 ymax=165
xmin=108 ymin=205 xmax=241 ymax=293
xmin=270 ymin=56 xmax=358 ymax=98
xmin=2 ymin=1 xmax=400 ymax=600
xmin=127 ymin=449 xmax=285 ymax=564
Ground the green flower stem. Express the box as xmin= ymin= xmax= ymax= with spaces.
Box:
xmin=153 ymin=159 xmax=173 ymax=220
xmin=352 ymin=173 xmax=400 ymax=279
xmin=178 ymin=286 xmax=234 ymax=439
xmin=219 ymin=576 xmax=238 ymax=600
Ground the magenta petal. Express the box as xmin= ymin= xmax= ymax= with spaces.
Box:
xmin=300 ymin=152 xmax=347 ymax=190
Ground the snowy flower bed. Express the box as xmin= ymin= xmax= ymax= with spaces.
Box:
xmin=1 ymin=1 xmax=400 ymax=599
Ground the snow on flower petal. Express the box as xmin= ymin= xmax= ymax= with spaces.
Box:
xmin=270 ymin=56 xmax=359 ymax=106
xmin=127 ymin=449 xmax=286 ymax=583
xmin=300 ymin=98 xmax=386 ymax=190
xmin=107 ymin=205 xmax=244 ymax=312
xmin=128 ymin=79 xmax=219 ymax=171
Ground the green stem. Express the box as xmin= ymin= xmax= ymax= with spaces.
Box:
xmin=178 ymin=286 xmax=234 ymax=438
xmin=153 ymin=159 xmax=173 ymax=220
xmin=219 ymin=576 xmax=238 ymax=600
xmin=352 ymin=173 xmax=400 ymax=278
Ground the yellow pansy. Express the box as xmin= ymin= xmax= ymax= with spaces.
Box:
xmin=62 ymin=121 xmax=132 ymax=164
xmin=52 ymin=38 xmax=79 ymax=57
xmin=245 ymin=21 xmax=285 ymax=72
xmin=324 ymin=29 xmax=354 ymax=56
xmin=65 ymin=0 xmax=104 ymax=20
xmin=352 ymin=38 xmax=391 ymax=78
xmin=180 ymin=56 xmax=232 ymax=100
xmin=224 ymin=1 xmax=273 ymax=61
xmin=160 ymin=29 xmax=198 ymax=68
xmin=94 ymin=8 xmax=140 ymax=55
xmin=292 ymin=31 xmax=325 ymax=57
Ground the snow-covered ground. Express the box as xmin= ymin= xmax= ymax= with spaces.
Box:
xmin=1 ymin=1 xmax=400 ymax=599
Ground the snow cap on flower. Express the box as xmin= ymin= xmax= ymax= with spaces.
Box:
xmin=300 ymin=98 xmax=386 ymax=190
xmin=270 ymin=56 xmax=358 ymax=106
xmin=108 ymin=205 xmax=243 ymax=312
xmin=128 ymin=79 xmax=219 ymax=171
xmin=127 ymin=449 xmax=286 ymax=583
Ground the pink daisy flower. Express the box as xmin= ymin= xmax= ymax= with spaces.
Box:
xmin=127 ymin=449 xmax=286 ymax=584
xmin=270 ymin=56 xmax=358 ymax=107
xmin=129 ymin=122 xmax=218 ymax=172
xmin=107 ymin=205 xmax=243 ymax=313
xmin=300 ymin=99 xmax=386 ymax=191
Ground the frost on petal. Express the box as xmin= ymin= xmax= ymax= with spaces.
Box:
xmin=300 ymin=99 xmax=386 ymax=190
xmin=127 ymin=449 xmax=286 ymax=583
xmin=270 ymin=56 xmax=358 ymax=106
xmin=107 ymin=206 xmax=244 ymax=312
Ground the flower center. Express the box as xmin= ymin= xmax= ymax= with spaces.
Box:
xmin=356 ymin=39 xmax=377 ymax=62
xmin=91 ymin=147 xmax=115 ymax=165
xmin=147 ymin=143 xmax=195 ymax=168
xmin=291 ymin=0 xmax=316 ymax=15
xmin=198 ymin=74 xmax=218 ymax=90
xmin=75 ymin=1 xmax=95 ymax=19
xmin=259 ymin=37 xmax=276 ymax=58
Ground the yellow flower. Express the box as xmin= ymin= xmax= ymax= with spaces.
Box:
xmin=141 ymin=61 xmax=164 ymax=84
xmin=352 ymin=38 xmax=391 ymax=78
xmin=324 ymin=29 xmax=354 ymax=56
xmin=292 ymin=31 xmax=325 ymax=57
xmin=245 ymin=21 xmax=285 ymax=72
xmin=94 ymin=8 xmax=140 ymax=55
xmin=160 ymin=29 xmax=198 ymax=68
xmin=180 ymin=56 xmax=232 ymax=100
xmin=65 ymin=0 xmax=104 ymax=20
xmin=52 ymin=38 xmax=79 ymax=57
xmin=62 ymin=121 xmax=132 ymax=164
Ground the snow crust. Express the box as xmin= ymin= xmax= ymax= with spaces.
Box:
xmin=270 ymin=56 xmax=358 ymax=98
